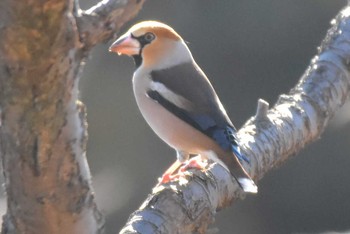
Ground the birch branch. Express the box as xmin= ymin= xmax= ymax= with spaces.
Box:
xmin=120 ymin=4 xmax=350 ymax=234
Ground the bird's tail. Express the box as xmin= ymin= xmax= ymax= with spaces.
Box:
xmin=237 ymin=177 xmax=258 ymax=193
xmin=221 ymin=151 xmax=258 ymax=193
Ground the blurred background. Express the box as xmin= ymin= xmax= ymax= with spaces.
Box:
xmin=81 ymin=0 xmax=349 ymax=233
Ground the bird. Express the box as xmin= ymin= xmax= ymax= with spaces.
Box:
xmin=109 ymin=21 xmax=257 ymax=193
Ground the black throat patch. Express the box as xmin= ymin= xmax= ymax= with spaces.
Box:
xmin=131 ymin=33 xmax=154 ymax=69
xmin=132 ymin=55 xmax=142 ymax=68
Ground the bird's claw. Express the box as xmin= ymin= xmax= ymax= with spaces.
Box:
xmin=179 ymin=157 xmax=208 ymax=172
xmin=157 ymin=156 xmax=208 ymax=185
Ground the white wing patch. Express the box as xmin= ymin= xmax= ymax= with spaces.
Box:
xmin=150 ymin=81 xmax=193 ymax=110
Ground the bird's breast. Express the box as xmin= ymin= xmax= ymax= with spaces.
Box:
xmin=132 ymin=72 xmax=220 ymax=154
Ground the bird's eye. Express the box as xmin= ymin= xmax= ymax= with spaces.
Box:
xmin=144 ymin=32 xmax=155 ymax=42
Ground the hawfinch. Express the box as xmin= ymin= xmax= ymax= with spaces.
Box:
xmin=109 ymin=21 xmax=257 ymax=193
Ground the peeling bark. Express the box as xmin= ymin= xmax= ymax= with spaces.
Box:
xmin=120 ymin=4 xmax=350 ymax=234
xmin=0 ymin=0 xmax=144 ymax=233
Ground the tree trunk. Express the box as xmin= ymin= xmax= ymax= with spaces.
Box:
xmin=0 ymin=0 xmax=144 ymax=233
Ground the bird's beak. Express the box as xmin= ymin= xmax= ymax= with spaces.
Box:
xmin=109 ymin=33 xmax=141 ymax=56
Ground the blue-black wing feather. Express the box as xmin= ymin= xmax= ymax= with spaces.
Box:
xmin=148 ymin=62 xmax=249 ymax=163
xmin=147 ymin=90 xmax=249 ymax=163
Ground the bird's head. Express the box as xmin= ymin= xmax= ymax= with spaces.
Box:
xmin=109 ymin=21 xmax=192 ymax=70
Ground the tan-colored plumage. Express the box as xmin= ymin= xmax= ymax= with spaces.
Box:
xmin=109 ymin=21 xmax=257 ymax=193
xmin=128 ymin=21 xmax=182 ymax=41
xmin=126 ymin=21 xmax=185 ymax=69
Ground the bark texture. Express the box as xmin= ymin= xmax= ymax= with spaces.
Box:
xmin=0 ymin=0 xmax=144 ymax=233
xmin=120 ymin=4 xmax=350 ymax=234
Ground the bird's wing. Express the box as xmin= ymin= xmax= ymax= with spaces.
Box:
xmin=147 ymin=62 xmax=249 ymax=163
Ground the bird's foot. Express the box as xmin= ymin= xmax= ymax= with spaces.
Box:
xmin=158 ymin=172 xmax=182 ymax=184
xmin=157 ymin=160 xmax=183 ymax=185
xmin=157 ymin=156 xmax=208 ymax=185
xmin=179 ymin=156 xmax=207 ymax=172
